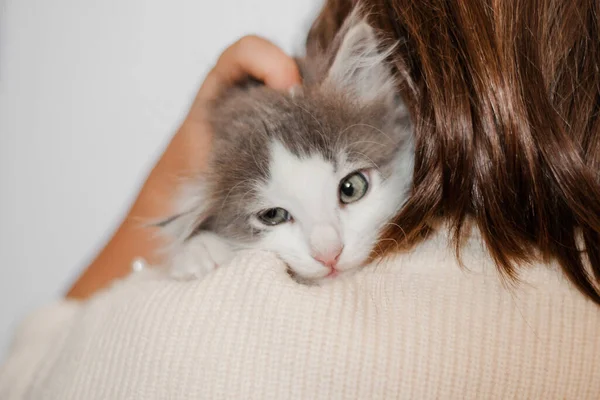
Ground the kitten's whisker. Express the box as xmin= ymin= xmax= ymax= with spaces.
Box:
xmin=226 ymin=186 xmax=259 ymax=228
xmin=290 ymin=100 xmax=330 ymax=150
xmin=335 ymin=123 xmax=394 ymax=158
xmin=377 ymin=237 xmax=401 ymax=248
xmin=382 ymin=222 xmax=407 ymax=240
xmin=291 ymin=101 xmax=327 ymax=140
xmin=351 ymin=123 xmax=394 ymax=142
xmin=336 ymin=123 xmax=392 ymax=141
xmin=250 ymin=128 xmax=270 ymax=177
xmin=215 ymin=179 xmax=257 ymax=225
xmin=348 ymin=140 xmax=386 ymax=147
xmin=371 ymin=243 xmax=386 ymax=267
xmin=344 ymin=150 xmax=380 ymax=170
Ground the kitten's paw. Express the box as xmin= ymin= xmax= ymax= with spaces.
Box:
xmin=169 ymin=232 xmax=233 ymax=280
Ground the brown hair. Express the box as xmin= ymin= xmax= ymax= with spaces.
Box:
xmin=307 ymin=0 xmax=600 ymax=304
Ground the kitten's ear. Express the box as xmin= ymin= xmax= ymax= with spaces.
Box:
xmin=326 ymin=21 xmax=396 ymax=103
xmin=152 ymin=181 xmax=213 ymax=248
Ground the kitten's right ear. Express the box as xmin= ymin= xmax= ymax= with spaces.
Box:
xmin=325 ymin=19 xmax=396 ymax=104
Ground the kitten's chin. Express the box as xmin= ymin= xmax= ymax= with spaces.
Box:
xmin=285 ymin=267 xmax=325 ymax=285
xmin=286 ymin=265 xmax=360 ymax=286
xmin=283 ymin=254 xmax=369 ymax=285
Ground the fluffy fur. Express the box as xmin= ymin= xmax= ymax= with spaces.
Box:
xmin=161 ymin=17 xmax=414 ymax=282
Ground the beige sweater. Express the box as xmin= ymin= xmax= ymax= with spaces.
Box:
xmin=1 ymin=228 xmax=599 ymax=399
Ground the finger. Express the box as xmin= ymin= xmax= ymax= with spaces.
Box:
xmin=198 ymin=35 xmax=301 ymax=102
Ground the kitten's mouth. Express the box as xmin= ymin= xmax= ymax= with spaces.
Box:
xmin=325 ymin=269 xmax=339 ymax=278
xmin=286 ymin=265 xmax=344 ymax=285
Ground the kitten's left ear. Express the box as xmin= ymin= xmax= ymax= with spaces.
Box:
xmin=152 ymin=180 xmax=213 ymax=251
xmin=326 ymin=21 xmax=396 ymax=103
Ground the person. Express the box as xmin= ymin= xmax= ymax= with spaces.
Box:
xmin=1 ymin=0 xmax=599 ymax=398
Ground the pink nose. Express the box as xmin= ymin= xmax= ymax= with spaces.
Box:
xmin=313 ymin=246 xmax=343 ymax=267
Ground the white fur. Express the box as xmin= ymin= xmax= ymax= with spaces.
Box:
xmin=160 ymin=180 xmax=235 ymax=280
xmin=165 ymin=19 xmax=413 ymax=282
xmin=249 ymin=140 xmax=411 ymax=281
xmin=167 ymin=139 xmax=411 ymax=282
xmin=169 ymin=232 xmax=233 ymax=280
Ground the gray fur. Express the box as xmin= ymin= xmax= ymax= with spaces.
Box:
xmin=162 ymin=17 xmax=413 ymax=252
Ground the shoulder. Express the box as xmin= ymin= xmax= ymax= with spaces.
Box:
xmin=2 ymin=234 xmax=599 ymax=399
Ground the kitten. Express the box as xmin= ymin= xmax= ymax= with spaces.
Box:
xmin=160 ymin=19 xmax=414 ymax=283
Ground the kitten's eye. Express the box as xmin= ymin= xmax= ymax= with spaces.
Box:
xmin=258 ymin=207 xmax=292 ymax=226
xmin=339 ymin=171 xmax=369 ymax=204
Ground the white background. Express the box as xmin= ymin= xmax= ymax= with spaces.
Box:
xmin=0 ymin=0 xmax=320 ymax=360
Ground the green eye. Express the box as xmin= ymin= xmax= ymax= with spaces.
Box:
xmin=258 ymin=207 xmax=292 ymax=226
xmin=339 ymin=171 xmax=369 ymax=204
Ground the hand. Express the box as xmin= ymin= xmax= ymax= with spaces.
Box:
xmin=187 ymin=35 xmax=301 ymax=125
xmin=167 ymin=35 xmax=302 ymax=176
xmin=67 ymin=36 xmax=301 ymax=299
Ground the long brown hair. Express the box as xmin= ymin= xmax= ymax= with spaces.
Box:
xmin=307 ymin=0 xmax=600 ymax=304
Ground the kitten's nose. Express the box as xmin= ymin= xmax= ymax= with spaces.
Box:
xmin=309 ymin=224 xmax=343 ymax=267
xmin=312 ymin=246 xmax=343 ymax=268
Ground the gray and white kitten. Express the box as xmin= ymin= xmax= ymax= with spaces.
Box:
xmin=161 ymin=20 xmax=414 ymax=283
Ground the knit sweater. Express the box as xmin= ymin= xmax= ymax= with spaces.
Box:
xmin=1 ymin=227 xmax=599 ymax=399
